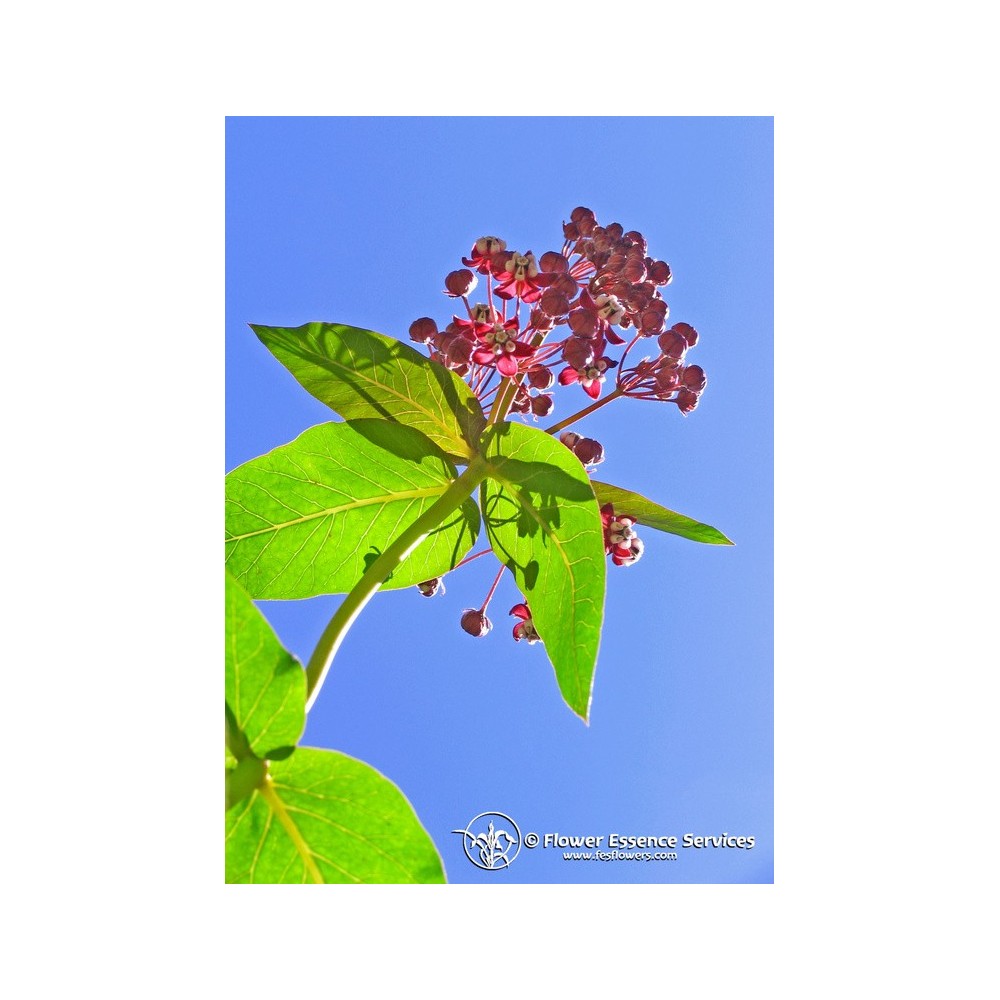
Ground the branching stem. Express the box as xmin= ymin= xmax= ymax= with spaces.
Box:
xmin=304 ymin=456 xmax=489 ymax=710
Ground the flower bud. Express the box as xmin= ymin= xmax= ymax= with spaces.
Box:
xmin=551 ymin=273 xmax=579 ymax=297
xmin=538 ymin=251 xmax=569 ymax=273
xmin=409 ymin=317 xmax=438 ymax=345
xmin=530 ymin=393 xmax=554 ymax=418
xmin=562 ymin=336 xmax=594 ymax=369
xmin=444 ymin=268 xmax=478 ymax=297
xmin=647 ymin=259 xmax=672 ymax=285
xmin=508 ymin=387 xmax=531 ymax=414
xmin=460 ymin=609 xmax=492 ymax=637
xmin=539 ymin=288 xmax=571 ymax=317
xmin=528 ymin=307 xmax=555 ymax=332
xmin=570 ymin=206 xmax=596 ymax=224
xmin=657 ymin=329 xmax=688 ymax=360
xmin=675 ymin=388 xmax=699 ymax=414
xmin=624 ymin=231 xmax=647 ymax=254
xmin=416 ymin=578 xmax=444 ymax=598
xmin=560 ymin=431 xmax=582 ymax=450
xmin=671 ymin=321 xmax=699 ymax=347
xmin=441 ymin=333 xmax=473 ymax=367
xmin=573 ymin=437 xmax=605 ymax=466
xmin=622 ymin=257 xmax=647 ymax=284
xmin=527 ymin=366 xmax=555 ymax=390
xmin=681 ymin=364 xmax=707 ymax=392
xmin=567 ymin=309 xmax=598 ymax=339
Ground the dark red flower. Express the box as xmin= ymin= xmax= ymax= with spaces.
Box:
xmin=416 ymin=578 xmax=445 ymax=597
xmin=510 ymin=603 xmax=541 ymax=644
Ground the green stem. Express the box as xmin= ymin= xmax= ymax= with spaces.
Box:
xmin=543 ymin=386 xmax=624 ymax=437
xmin=488 ymin=329 xmax=549 ymax=425
xmin=304 ymin=456 xmax=490 ymax=711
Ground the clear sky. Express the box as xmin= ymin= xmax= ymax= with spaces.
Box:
xmin=226 ymin=116 xmax=773 ymax=883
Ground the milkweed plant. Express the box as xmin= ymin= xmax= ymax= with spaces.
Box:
xmin=225 ymin=206 xmax=732 ymax=883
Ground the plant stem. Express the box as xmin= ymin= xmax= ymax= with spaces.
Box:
xmin=543 ymin=386 xmax=625 ymax=437
xmin=304 ymin=456 xmax=490 ymax=711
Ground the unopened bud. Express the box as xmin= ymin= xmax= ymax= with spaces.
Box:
xmin=444 ymin=269 xmax=478 ymax=297
xmin=562 ymin=336 xmax=594 ymax=369
xmin=528 ymin=307 xmax=555 ymax=332
xmin=657 ymin=329 xmax=688 ymax=360
xmin=676 ymin=388 xmax=699 ymax=414
xmin=573 ymin=437 xmax=605 ymax=466
xmin=647 ymin=259 xmax=672 ymax=285
xmin=416 ymin=578 xmax=444 ymax=598
xmin=671 ymin=321 xmax=699 ymax=347
xmin=508 ymin=387 xmax=531 ymax=414
xmin=538 ymin=250 xmax=569 ymax=273
xmin=539 ymin=288 xmax=571 ymax=317
xmin=681 ymin=364 xmax=707 ymax=392
xmin=570 ymin=206 xmax=596 ymax=224
xmin=530 ymin=393 xmax=554 ymax=418
xmin=409 ymin=317 xmax=438 ymax=345
xmin=460 ymin=609 xmax=492 ymax=637
xmin=568 ymin=309 xmax=598 ymax=339
xmin=527 ymin=366 xmax=555 ymax=390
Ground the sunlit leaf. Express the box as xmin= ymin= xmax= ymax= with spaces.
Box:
xmin=225 ymin=748 xmax=446 ymax=884
xmin=251 ymin=322 xmax=485 ymax=461
xmin=225 ymin=569 xmax=305 ymax=760
xmin=481 ymin=423 xmax=606 ymax=722
xmin=226 ymin=420 xmax=479 ymax=599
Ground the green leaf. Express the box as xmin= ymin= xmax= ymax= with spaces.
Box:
xmin=226 ymin=419 xmax=480 ymax=599
xmin=480 ymin=423 xmax=606 ymax=722
xmin=225 ymin=569 xmax=305 ymax=760
xmin=251 ymin=322 xmax=485 ymax=461
xmin=591 ymin=481 xmax=734 ymax=545
xmin=225 ymin=748 xmax=446 ymax=883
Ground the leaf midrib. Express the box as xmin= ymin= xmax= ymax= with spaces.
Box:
xmin=284 ymin=335 xmax=471 ymax=457
xmin=486 ymin=464 xmax=587 ymax=713
xmin=225 ymin=484 xmax=449 ymax=543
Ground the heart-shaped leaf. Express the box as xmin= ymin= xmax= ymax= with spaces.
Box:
xmin=225 ymin=748 xmax=446 ymax=883
xmin=226 ymin=419 xmax=479 ymax=599
xmin=480 ymin=423 xmax=606 ymax=722
xmin=251 ymin=322 xmax=485 ymax=461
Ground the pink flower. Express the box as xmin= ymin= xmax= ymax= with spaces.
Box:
xmin=510 ymin=603 xmax=541 ymax=644
xmin=494 ymin=251 xmax=546 ymax=303
xmin=557 ymin=354 xmax=617 ymax=399
xmin=471 ymin=318 xmax=537 ymax=377
xmin=600 ymin=503 xmax=643 ymax=566
xmin=462 ymin=235 xmax=507 ymax=274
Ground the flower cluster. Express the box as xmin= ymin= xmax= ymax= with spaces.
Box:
xmin=409 ymin=209 xmax=702 ymax=641
xmin=601 ymin=504 xmax=643 ymax=567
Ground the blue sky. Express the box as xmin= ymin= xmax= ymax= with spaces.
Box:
xmin=226 ymin=116 xmax=773 ymax=883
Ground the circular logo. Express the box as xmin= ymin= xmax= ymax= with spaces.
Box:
xmin=451 ymin=811 xmax=523 ymax=870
